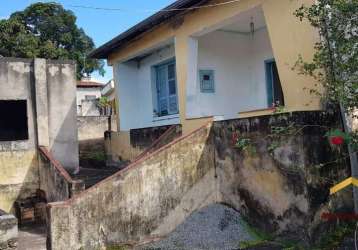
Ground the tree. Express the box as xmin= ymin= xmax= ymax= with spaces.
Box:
xmin=0 ymin=2 xmax=104 ymax=79
xmin=295 ymin=0 xmax=358 ymax=212
xmin=294 ymin=0 xmax=357 ymax=143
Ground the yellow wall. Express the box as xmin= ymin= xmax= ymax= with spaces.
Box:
xmin=0 ymin=150 xmax=39 ymax=212
xmin=105 ymin=131 xmax=143 ymax=161
xmin=108 ymin=0 xmax=319 ymax=135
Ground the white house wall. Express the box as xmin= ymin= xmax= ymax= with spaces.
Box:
xmin=187 ymin=28 xmax=274 ymax=119
xmin=116 ymin=45 xmax=179 ymax=131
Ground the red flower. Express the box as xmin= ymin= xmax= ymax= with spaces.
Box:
xmin=330 ymin=136 xmax=344 ymax=145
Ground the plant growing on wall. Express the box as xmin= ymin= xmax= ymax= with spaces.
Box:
xmin=232 ymin=132 xmax=256 ymax=155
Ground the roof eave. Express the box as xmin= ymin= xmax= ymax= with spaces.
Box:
xmin=88 ymin=0 xmax=209 ymax=59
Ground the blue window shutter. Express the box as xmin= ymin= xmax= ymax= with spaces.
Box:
xmin=265 ymin=59 xmax=274 ymax=107
xmin=199 ymin=70 xmax=215 ymax=93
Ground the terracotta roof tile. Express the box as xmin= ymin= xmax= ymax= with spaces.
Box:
xmin=77 ymin=81 xmax=104 ymax=88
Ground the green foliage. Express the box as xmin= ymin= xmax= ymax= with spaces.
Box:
xmin=0 ymin=2 xmax=104 ymax=79
xmin=294 ymin=0 xmax=358 ymax=115
xmin=98 ymin=96 xmax=110 ymax=107
xmin=311 ymin=222 xmax=355 ymax=250
xmin=234 ymin=137 xmax=256 ymax=155
xmin=82 ymin=151 xmax=106 ymax=162
xmin=273 ymin=105 xmax=286 ymax=114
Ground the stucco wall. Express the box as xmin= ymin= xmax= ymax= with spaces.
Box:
xmin=49 ymin=111 xmax=351 ymax=248
xmin=47 ymin=61 xmax=79 ymax=170
xmin=116 ymin=45 xmax=180 ymax=131
xmin=78 ymin=116 xmax=109 ymax=166
xmin=105 ymin=124 xmax=181 ymax=162
xmin=0 ymin=58 xmax=79 ymax=213
xmin=48 ymin=123 xmax=216 ymax=250
xmin=186 ymin=28 xmax=273 ymax=119
xmin=0 ymin=59 xmax=39 ymax=213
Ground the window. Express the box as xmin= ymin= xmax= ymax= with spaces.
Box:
xmin=155 ymin=60 xmax=178 ymax=117
xmin=0 ymin=100 xmax=28 ymax=141
xmin=200 ymin=70 xmax=215 ymax=93
xmin=265 ymin=59 xmax=284 ymax=107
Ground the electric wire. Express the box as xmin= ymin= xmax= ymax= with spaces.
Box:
xmin=68 ymin=0 xmax=242 ymax=13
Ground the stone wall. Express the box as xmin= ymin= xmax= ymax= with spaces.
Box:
xmin=0 ymin=210 xmax=17 ymax=250
xmin=48 ymin=123 xmax=216 ymax=250
xmin=48 ymin=111 xmax=351 ymax=248
xmin=0 ymin=58 xmax=79 ymax=213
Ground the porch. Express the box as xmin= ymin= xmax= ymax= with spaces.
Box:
xmin=114 ymin=6 xmax=284 ymax=131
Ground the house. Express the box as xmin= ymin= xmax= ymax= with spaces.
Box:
xmin=76 ymin=78 xmax=104 ymax=116
xmin=44 ymin=1 xmax=353 ymax=247
xmin=90 ymin=0 xmax=320 ymax=161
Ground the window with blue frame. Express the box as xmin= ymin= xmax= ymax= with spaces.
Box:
xmin=199 ymin=70 xmax=215 ymax=93
xmin=154 ymin=59 xmax=178 ymax=117
xmin=265 ymin=59 xmax=284 ymax=107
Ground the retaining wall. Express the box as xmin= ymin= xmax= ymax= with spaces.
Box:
xmin=48 ymin=111 xmax=352 ymax=249
xmin=48 ymin=123 xmax=215 ymax=250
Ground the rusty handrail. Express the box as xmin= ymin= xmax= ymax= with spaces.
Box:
xmin=38 ymin=146 xmax=74 ymax=183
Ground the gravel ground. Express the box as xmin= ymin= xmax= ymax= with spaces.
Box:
xmin=140 ymin=203 xmax=256 ymax=250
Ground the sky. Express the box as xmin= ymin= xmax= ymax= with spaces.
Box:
xmin=0 ymin=0 xmax=176 ymax=83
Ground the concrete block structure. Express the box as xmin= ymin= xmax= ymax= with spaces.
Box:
xmin=0 ymin=57 xmax=79 ymax=213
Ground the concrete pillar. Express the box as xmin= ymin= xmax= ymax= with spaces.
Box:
xmin=186 ymin=37 xmax=199 ymax=119
xmin=34 ymin=58 xmax=50 ymax=147
xmin=175 ymin=35 xmax=211 ymax=135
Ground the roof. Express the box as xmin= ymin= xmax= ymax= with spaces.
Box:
xmin=77 ymin=81 xmax=104 ymax=88
xmin=89 ymin=0 xmax=209 ymax=59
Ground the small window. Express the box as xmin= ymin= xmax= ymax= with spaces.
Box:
xmin=200 ymin=70 xmax=215 ymax=93
xmin=0 ymin=100 xmax=28 ymax=141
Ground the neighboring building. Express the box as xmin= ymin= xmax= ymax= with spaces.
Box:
xmin=76 ymin=79 xmax=104 ymax=116
xmin=90 ymin=0 xmax=321 ymax=160
xmin=101 ymin=79 xmax=117 ymax=116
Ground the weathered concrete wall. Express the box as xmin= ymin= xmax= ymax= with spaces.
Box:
xmin=0 ymin=58 xmax=39 ymax=213
xmin=48 ymin=123 xmax=216 ymax=250
xmin=48 ymin=111 xmax=351 ymax=248
xmin=213 ymin=111 xmax=352 ymax=242
xmin=80 ymin=99 xmax=100 ymax=116
xmin=0 ymin=58 xmax=79 ymax=213
xmin=105 ymin=125 xmax=182 ymax=163
xmin=77 ymin=116 xmax=109 ymax=142
xmin=47 ymin=60 xmax=79 ymax=171
xmin=38 ymin=147 xmax=84 ymax=203
xmin=78 ymin=116 xmax=109 ymax=167
xmin=0 ymin=210 xmax=17 ymax=250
